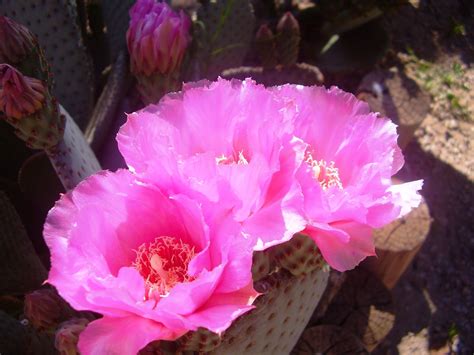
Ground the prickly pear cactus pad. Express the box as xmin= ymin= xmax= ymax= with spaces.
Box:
xmin=194 ymin=0 xmax=256 ymax=79
xmin=47 ymin=106 xmax=101 ymax=190
xmin=101 ymin=0 xmax=135 ymax=60
xmin=271 ymin=234 xmax=326 ymax=277
xmin=208 ymin=267 xmax=329 ymax=354
xmin=162 ymin=266 xmax=330 ymax=354
xmin=0 ymin=191 xmax=47 ymax=295
xmin=222 ymin=63 xmax=324 ymax=86
xmin=0 ymin=0 xmax=94 ymax=128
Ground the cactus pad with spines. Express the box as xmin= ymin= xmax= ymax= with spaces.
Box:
xmin=251 ymin=249 xmax=275 ymax=281
xmin=147 ymin=265 xmax=329 ymax=354
xmin=195 ymin=0 xmax=256 ymax=79
xmin=0 ymin=0 xmax=94 ymax=128
xmin=222 ymin=63 xmax=324 ymax=87
xmin=208 ymin=267 xmax=329 ymax=354
xmin=271 ymin=233 xmax=326 ymax=277
xmin=101 ymin=0 xmax=135 ymax=61
xmin=85 ymin=51 xmax=131 ymax=153
xmin=46 ymin=106 xmax=101 ymax=190
xmin=0 ymin=191 xmax=47 ymax=295
xmin=176 ymin=327 xmax=222 ymax=352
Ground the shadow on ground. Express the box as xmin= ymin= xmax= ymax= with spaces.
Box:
xmin=375 ymin=140 xmax=474 ymax=354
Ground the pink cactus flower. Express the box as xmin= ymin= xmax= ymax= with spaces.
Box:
xmin=118 ymin=78 xmax=307 ymax=251
xmin=44 ymin=169 xmax=258 ymax=354
xmin=0 ymin=64 xmax=45 ymax=119
xmin=0 ymin=16 xmax=35 ymax=64
xmin=127 ymin=0 xmax=191 ymax=77
xmin=272 ymin=85 xmax=423 ymax=271
xmin=118 ymin=78 xmax=422 ymax=271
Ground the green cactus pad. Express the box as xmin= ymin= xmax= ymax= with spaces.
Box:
xmin=101 ymin=0 xmax=135 ymax=61
xmin=176 ymin=327 xmax=222 ymax=352
xmin=1 ymin=0 xmax=95 ymax=128
xmin=221 ymin=63 xmax=324 ymax=87
xmin=209 ymin=267 xmax=329 ymax=354
xmin=271 ymin=233 xmax=326 ymax=277
xmin=251 ymin=249 xmax=274 ymax=282
xmin=46 ymin=106 xmax=101 ymax=190
xmin=85 ymin=51 xmax=131 ymax=153
xmin=0 ymin=311 xmax=56 ymax=355
xmin=0 ymin=191 xmax=47 ymax=295
xmin=194 ymin=0 xmax=256 ymax=79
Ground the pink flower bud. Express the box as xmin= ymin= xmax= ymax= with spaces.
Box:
xmin=24 ymin=288 xmax=74 ymax=330
xmin=0 ymin=64 xmax=45 ymax=119
xmin=276 ymin=12 xmax=300 ymax=35
xmin=126 ymin=0 xmax=191 ymax=76
xmin=55 ymin=318 xmax=90 ymax=355
xmin=0 ymin=16 xmax=36 ymax=64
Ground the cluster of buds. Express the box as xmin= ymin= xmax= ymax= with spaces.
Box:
xmin=255 ymin=12 xmax=301 ymax=68
xmin=126 ymin=0 xmax=191 ymax=104
xmin=0 ymin=15 xmax=52 ymax=87
xmin=0 ymin=15 xmax=99 ymax=190
xmin=0 ymin=16 xmax=63 ymax=149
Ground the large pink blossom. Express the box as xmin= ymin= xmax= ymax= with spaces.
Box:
xmin=272 ymin=85 xmax=423 ymax=271
xmin=44 ymin=169 xmax=258 ymax=354
xmin=118 ymin=79 xmax=307 ymax=251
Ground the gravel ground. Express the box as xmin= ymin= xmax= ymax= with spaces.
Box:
xmin=373 ymin=1 xmax=474 ymax=353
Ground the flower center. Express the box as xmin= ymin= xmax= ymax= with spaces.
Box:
xmin=305 ymin=152 xmax=343 ymax=190
xmin=133 ymin=236 xmax=195 ymax=299
xmin=216 ymin=150 xmax=249 ymax=165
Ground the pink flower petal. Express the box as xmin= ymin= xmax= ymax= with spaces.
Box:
xmin=306 ymin=221 xmax=375 ymax=271
xmin=78 ymin=316 xmax=184 ymax=355
xmin=388 ymin=179 xmax=424 ymax=218
xmin=184 ymin=282 xmax=258 ymax=334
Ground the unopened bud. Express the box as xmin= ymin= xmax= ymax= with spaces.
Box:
xmin=277 ymin=12 xmax=300 ymax=34
xmin=0 ymin=16 xmax=36 ymax=64
xmin=127 ymin=0 xmax=191 ymax=77
xmin=276 ymin=12 xmax=300 ymax=66
xmin=0 ymin=64 xmax=45 ymax=119
xmin=255 ymin=24 xmax=277 ymax=69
